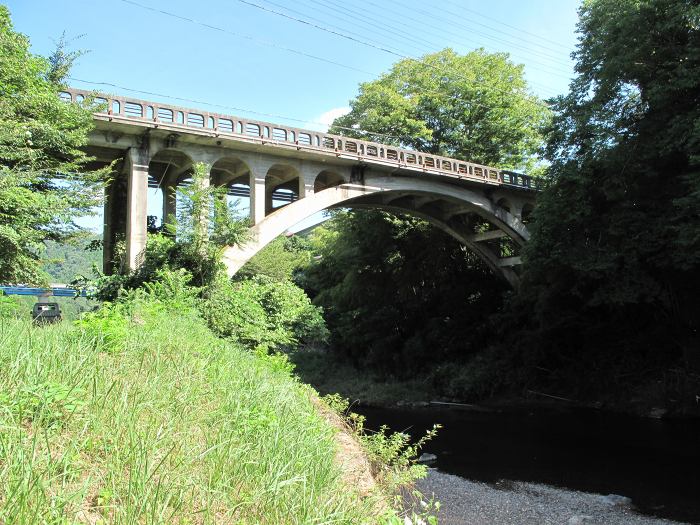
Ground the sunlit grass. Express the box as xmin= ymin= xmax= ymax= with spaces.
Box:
xmin=0 ymin=306 xmax=386 ymax=524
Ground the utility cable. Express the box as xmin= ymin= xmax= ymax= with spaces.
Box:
xmin=374 ymin=0 xmax=573 ymax=74
xmin=69 ymin=77 xmax=408 ymax=141
xmin=319 ymin=0 xmax=573 ymax=71
xmin=294 ymin=0 xmax=442 ymax=56
xmin=115 ymin=0 xmax=560 ymax=104
xmin=238 ymin=0 xmax=571 ymax=83
xmin=442 ymin=0 xmax=574 ymax=51
xmin=118 ymin=0 xmax=375 ymax=77
xmin=112 ymin=0 xmax=560 ymax=138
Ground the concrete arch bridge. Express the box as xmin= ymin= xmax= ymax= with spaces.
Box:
xmin=65 ymin=88 xmax=536 ymax=287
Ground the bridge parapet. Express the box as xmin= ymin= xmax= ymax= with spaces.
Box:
xmin=61 ymin=88 xmax=536 ymax=191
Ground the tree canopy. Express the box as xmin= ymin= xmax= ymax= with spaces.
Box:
xmin=0 ymin=6 xmax=101 ymax=284
xmin=332 ymin=48 xmax=550 ymax=172
xmin=503 ymin=0 xmax=700 ymax=397
xmin=298 ymin=49 xmax=549 ymax=375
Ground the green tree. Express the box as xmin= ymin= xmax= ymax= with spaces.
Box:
xmin=512 ymin=0 xmax=700 ymax=395
xmin=0 ymin=6 xmax=102 ymax=284
xmin=301 ymin=210 xmax=508 ymax=374
xmin=303 ymin=49 xmax=549 ymax=373
xmin=236 ymin=234 xmax=312 ymax=283
xmin=332 ymin=48 xmax=550 ymax=172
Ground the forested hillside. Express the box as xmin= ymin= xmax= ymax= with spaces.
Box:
xmin=42 ymin=238 xmax=102 ymax=283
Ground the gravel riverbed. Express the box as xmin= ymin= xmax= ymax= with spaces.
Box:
xmin=415 ymin=470 xmax=690 ymax=525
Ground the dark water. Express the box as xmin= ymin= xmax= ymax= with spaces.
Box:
xmin=357 ymin=405 xmax=700 ymax=524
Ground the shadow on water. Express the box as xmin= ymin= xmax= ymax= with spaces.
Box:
xmin=357 ymin=405 xmax=700 ymax=524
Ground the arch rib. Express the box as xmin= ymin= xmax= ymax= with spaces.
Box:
xmin=222 ymin=175 xmax=529 ymax=286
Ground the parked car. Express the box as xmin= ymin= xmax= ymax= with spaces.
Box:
xmin=32 ymin=302 xmax=62 ymax=324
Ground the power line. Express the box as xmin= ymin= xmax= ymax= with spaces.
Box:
xmin=240 ymin=0 xmax=572 ymax=81
xmin=296 ymin=0 xmax=444 ymax=56
xmin=374 ymin=0 xmax=573 ymax=76
xmin=234 ymin=0 xmax=566 ymax=102
xmin=236 ymin=0 xmax=409 ymax=59
xmin=71 ymin=75 xmax=553 ymax=157
xmin=118 ymin=0 xmax=376 ymax=77
xmin=256 ymin=0 xmax=421 ymax=56
xmin=442 ymin=0 xmax=575 ymax=51
xmin=112 ymin=0 xmax=559 ymax=136
xmin=117 ymin=0 xmax=560 ymax=102
xmin=325 ymin=0 xmax=573 ymax=71
xmin=414 ymin=0 xmax=575 ymax=61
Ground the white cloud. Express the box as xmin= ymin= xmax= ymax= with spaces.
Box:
xmin=305 ymin=106 xmax=350 ymax=132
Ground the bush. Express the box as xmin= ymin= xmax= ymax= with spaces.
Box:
xmin=204 ymin=274 xmax=329 ymax=351
xmin=0 ymin=293 xmax=21 ymax=318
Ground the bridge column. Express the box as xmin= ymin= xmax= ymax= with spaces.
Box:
xmin=162 ymin=183 xmax=177 ymax=229
xmin=298 ymin=170 xmax=315 ymax=199
xmin=250 ymin=171 xmax=266 ymax=225
xmin=194 ymin=165 xmax=211 ymax=243
xmin=102 ymin=174 xmax=126 ymax=275
xmin=125 ymin=148 xmax=150 ymax=271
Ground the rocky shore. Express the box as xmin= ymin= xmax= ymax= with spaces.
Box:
xmin=415 ymin=470 xmax=690 ymax=525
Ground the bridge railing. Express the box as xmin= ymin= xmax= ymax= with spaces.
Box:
xmin=61 ymin=88 xmax=536 ymax=191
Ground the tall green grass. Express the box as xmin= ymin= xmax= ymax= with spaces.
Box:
xmin=0 ymin=299 xmax=388 ymax=524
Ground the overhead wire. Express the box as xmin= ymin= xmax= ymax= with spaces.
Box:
xmin=118 ymin=0 xmax=376 ymax=77
xmin=441 ymin=0 xmax=574 ymax=51
xmin=117 ymin=0 xmax=560 ymax=104
xmin=300 ymin=0 xmax=564 ymax=95
xmin=319 ymin=0 xmax=573 ymax=71
xmin=294 ymin=0 xmax=444 ymax=56
xmin=68 ymin=77 xmax=409 ymax=141
xmin=109 ymin=0 xmax=563 ymax=145
xmin=234 ymin=0 xmax=565 ymax=104
xmin=399 ymin=0 xmax=575 ymax=64
xmin=371 ymin=0 xmax=573 ymax=75
xmin=258 ymin=0 xmax=425 ymax=56
xmin=239 ymin=0 xmax=572 ymax=82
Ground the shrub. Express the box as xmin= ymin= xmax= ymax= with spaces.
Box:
xmin=204 ymin=274 xmax=329 ymax=352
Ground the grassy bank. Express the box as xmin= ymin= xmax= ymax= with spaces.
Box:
xmin=0 ymin=298 xmax=392 ymax=524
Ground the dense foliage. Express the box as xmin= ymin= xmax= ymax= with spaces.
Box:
xmin=332 ymin=48 xmax=550 ymax=171
xmin=499 ymin=0 xmax=700 ymax=402
xmin=303 ymin=49 xmax=548 ymax=377
xmin=0 ymin=6 xmax=101 ymax=284
xmin=42 ymin=237 xmax=102 ymax=283
xmin=300 ymin=210 xmax=507 ymax=375
xmin=236 ymin=234 xmax=312 ymax=282
xmin=0 ymin=285 xmax=390 ymax=524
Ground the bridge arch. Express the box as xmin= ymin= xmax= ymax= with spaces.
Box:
xmin=265 ymin=163 xmax=301 ymax=214
xmin=210 ymin=155 xmax=253 ymax=217
xmin=148 ymin=149 xmax=195 ymax=228
xmin=314 ymin=170 xmax=346 ymax=192
xmin=223 ymin=174 xmax=530 ymax=287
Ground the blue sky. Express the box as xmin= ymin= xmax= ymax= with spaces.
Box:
xmin=8 ymin=0 xmax=581 ymax=230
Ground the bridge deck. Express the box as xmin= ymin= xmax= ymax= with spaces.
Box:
xmin=62 ymin=88 xmax=535 ymax=191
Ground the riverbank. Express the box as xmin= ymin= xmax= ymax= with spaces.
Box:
xmin=290 ymin=347 xmax=700 ymax=419
xmin=416 ymin=470 xmax=690 ymax=525
xmin=0 ymin=302 xmax=397 ymax=523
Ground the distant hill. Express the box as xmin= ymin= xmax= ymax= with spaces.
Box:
xmin=42 ymin=237 xmax=102 ymax=284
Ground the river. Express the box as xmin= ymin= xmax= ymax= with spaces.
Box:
xmin=357 ymin=404 xmax=700 ymax=524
